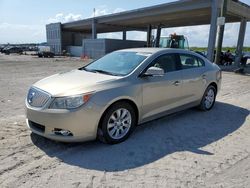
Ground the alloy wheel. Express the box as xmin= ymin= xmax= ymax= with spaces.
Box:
xmin=204 ymin=88 xmax=215 ymax=109
xmin=107 ymin=108 xmax=132 ymax=140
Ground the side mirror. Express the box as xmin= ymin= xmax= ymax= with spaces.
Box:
xmin=142 ymin=67 xmax=164 ymax=77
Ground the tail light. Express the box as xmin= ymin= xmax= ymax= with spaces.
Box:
xmin=216 ymin=70 xmax=222 ymax=81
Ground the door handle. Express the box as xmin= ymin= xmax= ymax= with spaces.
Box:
xmin=173 ymin=81 xmax=181 ymax=86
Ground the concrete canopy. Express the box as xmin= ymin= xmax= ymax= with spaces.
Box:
xmin=62 ymin=0 xmax=250 ymax=33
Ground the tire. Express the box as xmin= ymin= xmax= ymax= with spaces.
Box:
xmin=98 ymin=102 xmax=136 ymax=144
xmin=199 ymin=85 xmax=217 ymax=111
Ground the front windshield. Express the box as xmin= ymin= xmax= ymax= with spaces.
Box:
xmin=83 ymin=51 xmax=150 ymax=76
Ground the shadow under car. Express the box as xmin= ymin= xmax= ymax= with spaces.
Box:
xmin=31 ymin=101 xmax=249 ymax=172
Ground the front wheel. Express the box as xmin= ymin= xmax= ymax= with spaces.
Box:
xmin=199 ymin=85 xmax=217 ymax=111
xmin=98 ymin=102 xmax=136 ymax=144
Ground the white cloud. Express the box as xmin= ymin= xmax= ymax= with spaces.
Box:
xmin=127 ymin=31 xmax=147 ymax=41
xmin=46 ymin=7 xmax=125 ymax=24
xmin=161 ymin=25 xmax=210 ymax=47
xmin=91 ymin=6 xmax=125 ymax=17
xmin=1 ymin=5 xmax=249 ymax=46
xmin=46 ymin=8 xmax=249 ymax=47
xmin=223 ymin=23 xmax=239 ymax=47
xmin=113 ymin=8 xmax=126 ymax=14
xmin=223 ymin=22 xmax=250 ymax=47
xmin=159 ymin=22 xmax=250 ymax=47
xmin=88 ymin=6 xmax=250 ymax=47
xmin=48 ymin=13 xmax=83 ymax=23
xmin=98 ymin=32 xmax=122 ymax=39
xmin=98 ymin=31 xmax=147 ymax=41
xmin=0 ymin=22 xmax=45 ymax=43
xmin=244 ymin=23 xmax=250 ymax=46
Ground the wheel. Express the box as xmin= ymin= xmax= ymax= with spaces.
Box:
xmin=98 ymin=102 xmax=136 ymax=144
xmin=199 ymin=85 xmax=217 ymax=111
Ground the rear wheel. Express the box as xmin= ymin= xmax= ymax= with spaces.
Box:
xmin=98 ymin=102 xmax=136 ymax=144
xmin=199 ymin=85 xmax=217 ymax=111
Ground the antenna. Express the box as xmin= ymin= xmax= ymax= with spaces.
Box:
xmin=93 ymin=8 xmax=96 ymax=18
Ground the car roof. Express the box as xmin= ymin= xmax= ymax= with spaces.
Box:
xmin=117 ymin=48 xmax=191 ymax=54
xmin=116 ymin=48 xmax=209 ymax=62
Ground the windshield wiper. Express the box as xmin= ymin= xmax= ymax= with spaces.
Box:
xmin=88 ymin=69 xmax=120 ymax=76
xmin=80 ymin=67 xmax=120 ymax=76
xmin=79 ymin=67 xmax=89 ymax=71
xmin=80 ymin=67 xmax=99 ymax=73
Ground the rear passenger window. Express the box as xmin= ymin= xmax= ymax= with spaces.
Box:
xmin=197 ymin=58 xmax=205 ymax=67
xmin=179 ymin=54 xmax=205 ymax=69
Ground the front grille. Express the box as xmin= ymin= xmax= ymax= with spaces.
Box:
xmin=27 ymin=87 xmax=50 ymax=108
xmin=28 ymin=120 xmax=45 ymax=133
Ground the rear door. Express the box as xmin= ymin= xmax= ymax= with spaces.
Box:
xmin=140 ymin=53 xmax=183 ymax=120
xmin=178 ymin=53 xmax=207 ymax=104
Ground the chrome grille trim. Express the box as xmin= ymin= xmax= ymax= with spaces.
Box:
xmin=27 ymin=87 xmax=51 ymax=108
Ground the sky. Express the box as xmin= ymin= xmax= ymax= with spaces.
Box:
xmin=0 ymin=0 xmax=249 ymax=47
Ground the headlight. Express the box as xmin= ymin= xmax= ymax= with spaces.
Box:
xmin=49 ymin=93 xmax=93 ymax=109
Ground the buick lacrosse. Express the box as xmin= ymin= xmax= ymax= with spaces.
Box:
xmin=26 ymin=48 xmax=221 ymax=144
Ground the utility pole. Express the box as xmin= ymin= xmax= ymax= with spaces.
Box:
xmin=215 ymin=0 xmax=227 ymax=64
xmin=93 ymin=8 xmax=96 ymax=18
xmin=92 ymin=8 xmax=97 ymax=39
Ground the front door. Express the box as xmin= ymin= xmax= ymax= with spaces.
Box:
xmin=141 ymin=53 xmax=183 ymax=120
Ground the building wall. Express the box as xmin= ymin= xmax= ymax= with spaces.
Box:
xmin=74 ymin=33 xmax=92 ymax=46
xmin=105 ymin=39 xmax=147 ymax=52
xmin=82 ymin=39 xmax=147 ymax=59
xmin=66 ymin=46 xmax=83 ymax=57
xmin=47 ymin=24 xmax=147 ymax=58
xmin=82 ymin=39 xmax=106 ymax=59
xmin=46 ymin=23 xmax=62 ymax=55
xmin=62 ymin=31 xmax=73 ymax=50
xmin=62 ymin=31 xmax=92 ymax=51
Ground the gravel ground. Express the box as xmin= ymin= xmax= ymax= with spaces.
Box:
xmin=0 ymin=54 xmax=249 ymax=188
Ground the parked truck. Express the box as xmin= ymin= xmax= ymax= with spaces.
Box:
xmin=38 ymin=46 xmax=54 ymax=58
xmin=158 ymin=33 xmax=189 ymax=49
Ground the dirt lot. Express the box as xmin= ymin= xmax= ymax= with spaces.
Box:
xmin=0 ymin=54 xmax=249 ymax=188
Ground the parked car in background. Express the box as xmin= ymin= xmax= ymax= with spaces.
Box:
xmin=0 ymin=46 xmax=5 ymax=53
xmin=38 ymin=51 xmax=55 ymax=58
xmin=26 ymin=48 xmax=221 ymax=144
xmin=241 ymin=52 xmax=250 ymax=66
xmin=2 ymin=46 xmax=23 ymax=55
xmin=194 ymin=51 xmax=207 ymax=58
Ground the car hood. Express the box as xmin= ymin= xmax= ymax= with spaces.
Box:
xmin=33 ymin=69 xmax=120 ymax=96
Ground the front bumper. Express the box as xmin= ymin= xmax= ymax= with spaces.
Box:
xmin=26 ymin=101 xmax=103 ymax=142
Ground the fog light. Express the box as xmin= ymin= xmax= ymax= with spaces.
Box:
xmin=53 ymin=128 xmax=73 ymax=136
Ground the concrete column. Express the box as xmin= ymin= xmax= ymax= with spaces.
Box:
xmin=207 ymin=0 xmax=219 ymax=62
xmin=215 ymin=0 xmax=228 ymax=64
xmin=147 ymin=25 xmax=152 ymax=47
xmin=235 ymin=18 xmax=247 ymax=67
xmin=92 ymin=19 xmax=97 ymax=39
xmin=155 ymin=25 xmax=161 ymax=47
xmin=122 ymin=31 xmax=126 ymax=40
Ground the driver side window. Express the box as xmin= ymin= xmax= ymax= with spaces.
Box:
xmin=150 ymin=54 xmax=177 ymax=73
